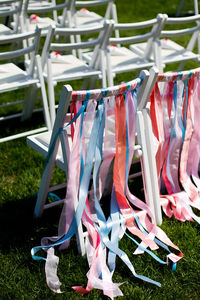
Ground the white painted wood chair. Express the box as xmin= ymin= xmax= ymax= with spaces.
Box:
xmin=41 ymin=20 xmax=114 ymax=125
xmin=154 ymin=14 xmax=200 ymax=72
xmin=73 ymin=0 xmax=118 ymax=36
xmin=0 ymin=0 xmax=23 ymax=35
xmin=0 ymin=27 xmax=51 ymax=142
xmin=26 ymin=67 xmax=161 ymax=256
xmin=58 ymin=0 xmax=119 ymax=60
xmin=22 ymin=0 xmax=69 ymax=36
xmin=59 ymin=0 xmax=118 ymax=29
xmin=27 ymin=0 xmax=63 ymax=27
xmin=82 ymin=14 xmax=165 ymax=86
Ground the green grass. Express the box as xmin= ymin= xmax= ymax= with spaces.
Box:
xmin=0 ymin=0 xmax=200 ymax=299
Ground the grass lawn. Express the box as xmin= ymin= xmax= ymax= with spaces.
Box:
xmin=0 ymin=0 xmax=200 ymax=299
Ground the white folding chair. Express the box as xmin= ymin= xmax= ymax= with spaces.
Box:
xmin=41 ymin=20 xmax=114 ymax=125
xmin=155 ymin=14 xmax=200 ymax=72
xmin=60 ymin=0 xmax=118 ymax=29
xmin=28 ymin=66 xmax=186 ymax=298
xmin=58 ymin=0 xmax=119 ymax=60
xmin=27 ymin=67 xmax=161 ymax=258
xmin=74 ymin=0 xmax=118 ymax=28
xmin=22 ymin=0 xmax=69 ymax=36
xmin=0 ymin=28 xmax=51 ymax=142
xmin=103 ymin=14 xmax=165 ymax=86
xmin=0 ymin=0 xmax=23 ymax=35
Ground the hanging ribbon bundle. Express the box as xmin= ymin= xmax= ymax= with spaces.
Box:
xmin=150 ymin=68 xmax=200 ymax=223
xmin=31 ymin=78 xmax=182 ymax=298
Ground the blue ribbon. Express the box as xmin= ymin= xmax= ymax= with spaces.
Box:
xmin=91 ymin=95 xmax=161 ymax=287
xmin=31 ymin=97 xmax=105 ymax=260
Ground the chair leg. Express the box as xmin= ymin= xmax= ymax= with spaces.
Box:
xmin=36 ymin=55 xmax=52 ymax=130
xmin=34 ymin=130 xmax=61 ymax=218
xmin=136 ymin=111 xmax=157 ymax=224
xmin=21 ymin=86 xmax=37 ymax=121
xmin=76 ymin=228 xmax=86 ymax=256
xmin=178 ymin=61 xmax=186 ymax=71
xmin=81 ymin=77 xmax=90 ymax=90
xmin=106 ymin=50 xmax=114 ymax=87
xmin=47 ymin=57 xmax=56 ymax=126
xmin=142 ymin=108 xmax=162 ymax=225
xmin=34 ymin=160 xmax=55 ymax=218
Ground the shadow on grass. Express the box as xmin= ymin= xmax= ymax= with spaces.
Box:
xmin=0 ymin=194 xmax=63 ymax=252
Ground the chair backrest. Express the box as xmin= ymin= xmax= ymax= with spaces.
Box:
xmin=148 ymin=66 xmax=200 ymax=223
xmin=22 ymin=0 xmax=70 ymax=29
xmin=0 ymin=0 xmax=23 ymax=33
xmin=41 ymin=20 xmax=114 ymax=81
xmin=0 ymin=27 xmax=41 ymax=76
xmin=161 ymin=14 xmax=200 ymax=47
xmin=106 ymin=14 xmax=166 ymax=85
xmin=110 ymin=14 xmax=166 ymax=60
xmin=157 ymin=14 xmax=200 ymax=70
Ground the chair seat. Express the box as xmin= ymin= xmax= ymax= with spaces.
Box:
xmin=0 ymin=63 xmax=38 ymax=92
xmin=161 ymin=48 xmax=199 ymax=64
xmin=130 ymin=39 xmax=200 ymax=65
xmin=84 ymin=47 xmax=154 ymax=74
xmin=58 ymin=10 xmax=103 ymax=28
xmin=43 ymin=54 xmax=102 ymax=82
xmin=0 ymin=24 xmax=13 ymax=35
xmin=27 ymin=130 xmax=69 ymax=171
xmin=27 ymin=113 xmax=117 ymax=172
xmin=130 ymin=42 xmax=154 ymax=60
xmin=74 ymin=10 xmax=103 ymax=26
xmin=110 ymin=47 xmax=154 ymax=72
xmin=160 ymin=38 xmax=199 ymax=64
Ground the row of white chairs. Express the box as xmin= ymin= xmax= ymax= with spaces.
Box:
xmin=0 ymin=0 xmax=118 ymax=142
xmin=0 ymin=27 xmax=51 ymax=142
xmin=2 ymin=0 xmax=200 ymax=75
xmin=1 ymin=2 xmax=200 ymax=142
xmin=39 ymin=12 xmax=200 ymax=123
xmin=0 ymin=0 xmax=118 ymax=35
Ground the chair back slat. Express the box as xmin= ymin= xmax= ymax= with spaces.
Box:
xmin=157 ymin=13 xmax=200 ymax=71
xmin=110 ymin=31 xmax=156 ymax=45
xmin=114 ymin=19 xmax=158 ymax=31
xmin=161 ymin=22 xmax=200 ymax=38
xmin=50 ymin=37 xmax=102 ymax=51
xmin=75 ymin=0 xmax=112 ymax=7
xmin=0 ymin=44 xmax=36 ymax=60
xmin=27 ymin=1 xmax=69 ymax=14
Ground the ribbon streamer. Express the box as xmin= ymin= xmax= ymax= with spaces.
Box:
xmin=31 ymin=79 xmax=183 ymax=298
